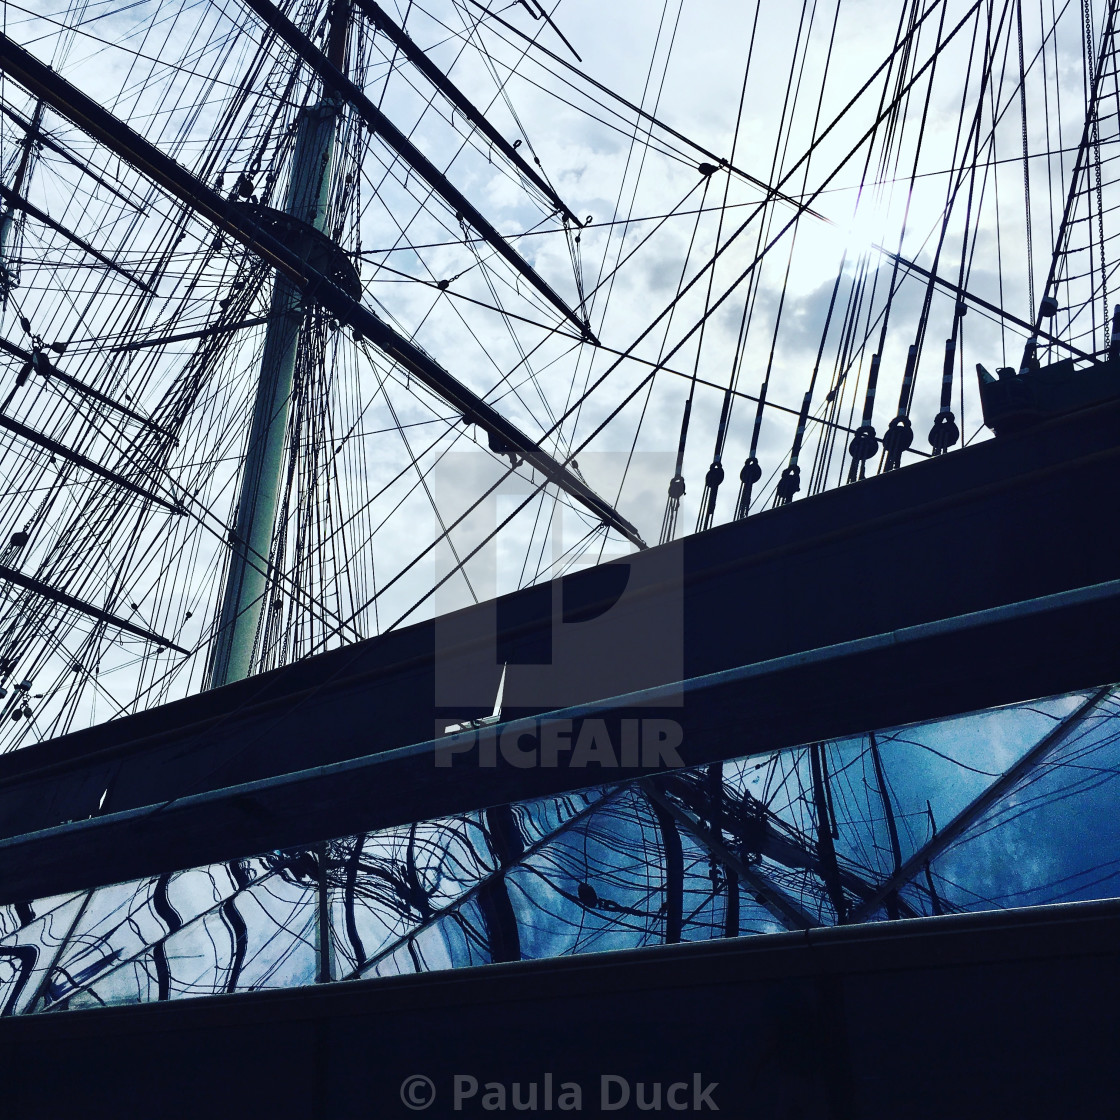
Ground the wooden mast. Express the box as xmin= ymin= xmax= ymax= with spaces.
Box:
xmin=207 ymin=1 xmax=352 ymax=689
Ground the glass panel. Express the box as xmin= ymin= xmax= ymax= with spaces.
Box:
xmin=927 ymin=697 xmax=1120 ymax=911
xmin=6 ymin=688 xmax=1117 ymax=1014
xmin=0 ymin=894 xmax=86 ymax=1014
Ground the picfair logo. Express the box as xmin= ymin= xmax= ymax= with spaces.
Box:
xmin=431 ymin=452 xmax=683 ymax=733
xmin=435 ymin=716 xmax=685 ymax=769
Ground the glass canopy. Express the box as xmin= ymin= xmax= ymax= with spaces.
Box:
xmin=1 ymin=686 xmax=1116 ymax=1014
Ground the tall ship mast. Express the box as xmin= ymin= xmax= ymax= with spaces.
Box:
xmin=0 ymin=2 xmax=1117 ymax=1102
